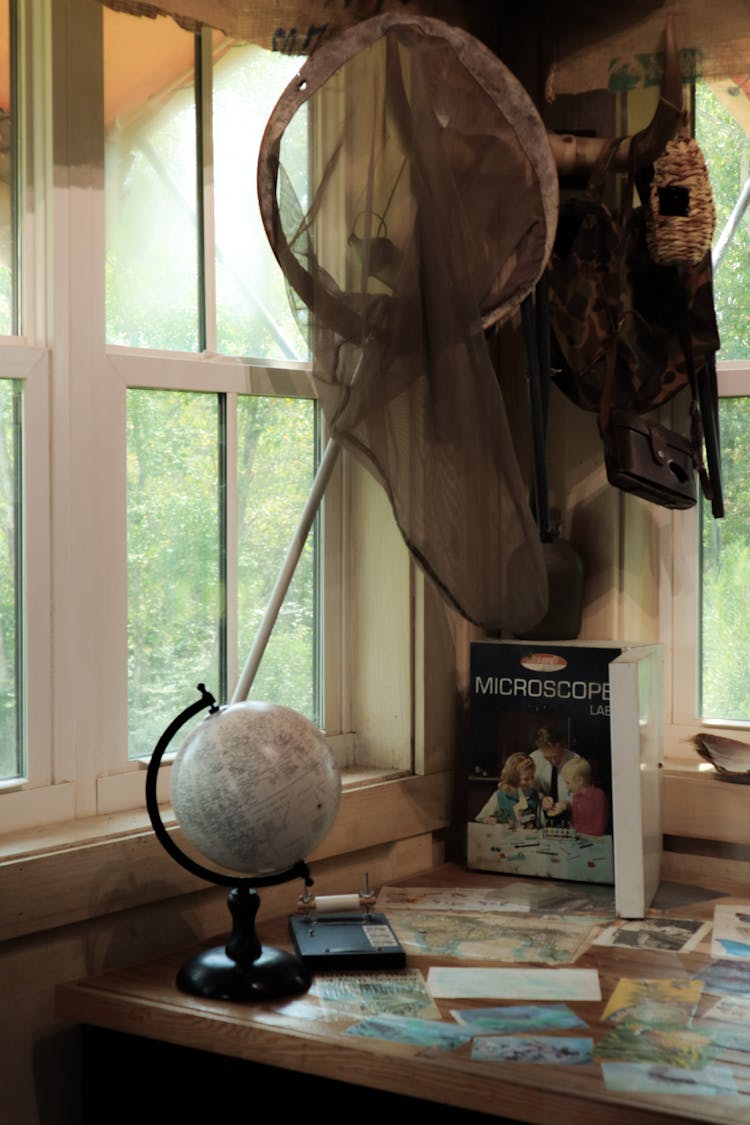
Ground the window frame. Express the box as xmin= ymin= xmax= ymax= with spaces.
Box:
xmin=1 ymin=0 xmax=424 ymax=838
xmin=666 ymin=361 xmax=750 ymax=756
xmin=665 ymin=75 xmax=750 ymax=755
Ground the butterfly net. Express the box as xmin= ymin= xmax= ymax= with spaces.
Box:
xmin=258 ymin=13 xmax=559 ymax=633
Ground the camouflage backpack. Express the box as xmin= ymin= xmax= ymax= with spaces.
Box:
xmin=547 ymin=139 xmax=719 ymax=413
xmin=545 ymin=138 xmax=723 ymax=515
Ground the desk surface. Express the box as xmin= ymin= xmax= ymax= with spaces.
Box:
xmin=56 ymin=863 xmax=750 ymax=1125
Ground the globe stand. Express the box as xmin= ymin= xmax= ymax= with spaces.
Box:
xmin=146 ymin=684 xmax=314 ymax=1003
xmin=176 ymin=883 xmax=312 ymax=1002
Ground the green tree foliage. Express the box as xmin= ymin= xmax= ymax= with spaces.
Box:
xmin=108 ymin=42 xmax=317 ymax=758
xmin=697 ymin=82 xmax=750 ymax=719
xmin=696 ymin=83 xmax=750 ymax=361
xmin=127 ymin=390 xmax=221 ymax=756
xmin=126 ymin=389 xmax=316 ymax=759
xmin=0 ymin=379 xmax=18 ymax=778
xmin=236 ymin=395 xmax=315 ymax=718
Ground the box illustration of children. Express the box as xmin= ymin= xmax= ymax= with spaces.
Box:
xmin=560 ymin=756 xmax=610 ymax=836
xmin=530 ymin=724 xmax=580 ymax=827
xmin=474 ymin=751 xmax=540 ymax=829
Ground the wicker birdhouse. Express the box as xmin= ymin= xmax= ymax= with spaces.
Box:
xmin=646 ymin=131 xmax=716 ymax=266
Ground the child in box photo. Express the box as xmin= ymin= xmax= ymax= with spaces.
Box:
xmin=560 ymin=756 xmax=610 ymax=837
xmin=474 ymin=751 xmax=541 ymax=830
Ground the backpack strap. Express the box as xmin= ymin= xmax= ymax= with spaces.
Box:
xmin=522 ymin=288 xmax=553 ymax=540
xmin=675 ymin=282 xmax=725 ymax=518
xmin=585 ymin=136 xmax=626 ymax=201
xmin=598 ymin=133 xmax=641 ymax=437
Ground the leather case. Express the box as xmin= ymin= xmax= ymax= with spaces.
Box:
xmin=603 ymin=410 xmax=697 ymax=509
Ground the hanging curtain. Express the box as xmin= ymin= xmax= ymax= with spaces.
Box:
xmin=545 ymin=0 xmax=750 ymax=98
xmin=96 ymin=1 xmax=750 ymax=96
xmin=95 ymin=1 xmax=484 ymax=52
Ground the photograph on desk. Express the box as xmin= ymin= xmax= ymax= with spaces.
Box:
xmin=465 ymin=639 xmax=664 ymax=914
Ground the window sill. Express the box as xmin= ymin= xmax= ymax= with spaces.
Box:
xmin=663 ymin=761 xmax=750 ymax=847
xmin=4 ymin=758 xmax=743 ymax=944
xmin=0 ymin=769 xmax=449 ymax=943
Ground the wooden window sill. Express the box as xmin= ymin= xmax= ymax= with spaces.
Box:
xmin=0 ymin=770 xmax=450 ymax=943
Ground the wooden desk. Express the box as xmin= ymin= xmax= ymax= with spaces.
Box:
xmin=56 ymin=864 xmax=750 ymax=1125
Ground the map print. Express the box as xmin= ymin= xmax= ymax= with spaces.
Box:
xmin=385 ymin=909 xmax=598 ymax=964
xmin=309 ymin=968 xmax=441 ymax=1020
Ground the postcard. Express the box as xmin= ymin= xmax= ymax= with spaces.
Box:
xmin=386 ymin=909 xmax=598 ymax=964
xmin=650 ymin=881 xmax=723 ymax=911
xmin=695 ymin=958 xmax=750 ymax=997
xmin=309 ymin=969 xmax=441 ymax=1020
xmin=451 ymin=1003 xmax=588 ymax=1034
xmin=711 ymin=904 xmax=750 ymax=960
xmin=594 ymin=917 xmax=711 ymax=954
xmin=471 ymin=1035 xmax=593 ymax=1065
xmin=374 ymin=880 xmax=616 ymax=919
xmin=601 ymin=978 xmax=703 ymax=1026
xmin=426 ymin=967 xmax=601 ymax=1001
xmin=269 ymin=996 xmax=349 ymax=1023
xmin=601 ymin=1062 xmax=738 ymax=1096
xmin=690 ymin=1018 xmax=750 ymax=1053
xmin=702 ymin=994 xmax=750 ymax=1026
xmin=594 ymin=1026 xmax=716 ymax=1069
xmin=343 ymin=1015 xmax=472 ymax=1051
xmin=483 ymin=879 xmax=616 ymax=919
xmin=374 ymin=885 xmax=530 ymax=914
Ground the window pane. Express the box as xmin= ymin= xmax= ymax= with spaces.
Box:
xmin=127 ymin=390 xmax=221 ymax=758
xmin=213 ymin=44 xmax=308 ymax=361
xmin=0 ymin=378 xmax=20 ymax=778
xmin=697 ymin=81 xmax=750 ymax=720
xmin=695 ymin=81 xmax=750 ymax=360
xmin=104 ymin=11 xmax=199 ymax=350
xmin=700 ymin=396 xmax=750 ymax=721
xmin=237 ymin=396 xmax=317 ymax=720
xmin=0 ymin=0 xmax=14 ymax=335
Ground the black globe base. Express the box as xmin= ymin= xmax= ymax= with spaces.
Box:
xmin=176 ymin=944 xmax=312 ymax=1002
xmin=174 ymin=881 xmax=312 ymax=1003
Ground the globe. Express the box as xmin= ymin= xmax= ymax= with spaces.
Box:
xmin=170 ymin=700 xmax=341 ymax=877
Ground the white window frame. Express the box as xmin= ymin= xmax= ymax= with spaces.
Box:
xmin=665 ymin=361 xmax=750 ymax=762
xmin=1 ymin=0 xmax=420 ymax=839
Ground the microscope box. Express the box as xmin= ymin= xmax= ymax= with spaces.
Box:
xmin=465 ymin=640 xmax=663 ymax=917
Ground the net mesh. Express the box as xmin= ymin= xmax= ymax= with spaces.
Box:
xmin=259 ymin=13 xmax=559 ymax=633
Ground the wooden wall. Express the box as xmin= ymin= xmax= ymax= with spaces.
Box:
xmin=1 ymin=776 xmax=451 ymax=1125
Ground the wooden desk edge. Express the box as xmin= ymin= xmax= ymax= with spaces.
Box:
xmin=55 ymin=973 xmax=735 ymax=1125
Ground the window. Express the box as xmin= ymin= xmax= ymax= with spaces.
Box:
xmin=0 ymin=0 xmax=31 ymax=792
xmin=2 ymin=0 xmax=416 ymax=837
xmin=106 ymin=16 xmax=321 ymax=765
xmin=104 ymin=18 xmax=322 ymax=760
xmin=693 ymin=79 xmax=750 ymax=728
xmin=666 ymin=78 xmax=750 ymax=747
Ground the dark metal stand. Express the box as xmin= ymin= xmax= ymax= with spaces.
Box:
xmin=145 ymin=684 xmax=313 ymax=1002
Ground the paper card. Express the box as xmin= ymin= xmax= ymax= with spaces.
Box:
xmin=702 ymin=994 xmax=750 ymax=1026
xmin=650 ymin=881 xmax=724 ymax=910
xmin=690 ymin=1018 xmax=750 ymax=1053
xmin=309 ymin=968 xmax=441 ymax=1020
xmin=451 ymin=1003 xmax=588 ymax=1033
xmin=426 ymin=967 xmax=601 ymax=1001
xmin=595 ymin=1026 xmax=716 ymax=1069
xmin=343 ymin=1015 xmax=472 ymax=1050
xmin=695 ymin=958 xmax=750 ymax=997
xmin=711 ymin=904 xmax=750 ymax=960
xmin=602 ymin=978 xmax=703 ymax=1026
xmin=601 ymin=1062 xmax=738 ymax=1096
xmin=374 ymin=885 xmax=530 ymax=914
xmin=471 ymin=1036 xmax=593 ymax=1065
xmin=386 ymin=909 xmax=598 ymax=964
xmin=594 ymin=917 xmax=711 ymax=954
